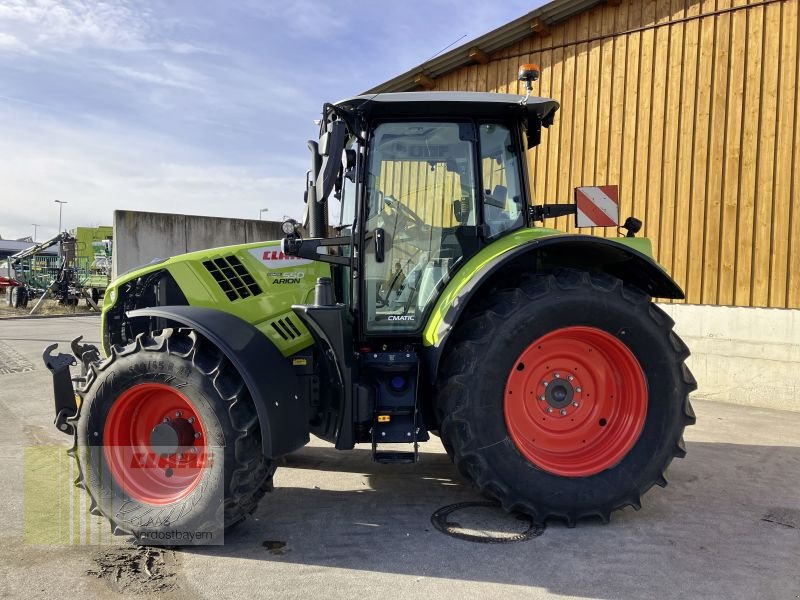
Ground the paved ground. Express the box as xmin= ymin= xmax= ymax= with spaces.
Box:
xmin=0 ymin=316 xmax=798 ymax=599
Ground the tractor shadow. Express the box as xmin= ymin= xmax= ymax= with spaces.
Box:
xmin=184 ymin=440 xmax=800 ymax=599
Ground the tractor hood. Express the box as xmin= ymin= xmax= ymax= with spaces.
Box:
xmin=101 ymin=239 xmax=331 ymax=356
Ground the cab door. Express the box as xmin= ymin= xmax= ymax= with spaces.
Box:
xmin=361 ymin=121 xmax=482 ymax=335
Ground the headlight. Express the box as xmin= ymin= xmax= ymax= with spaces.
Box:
xmin=281 ymin=219 xmax=299 ymax=235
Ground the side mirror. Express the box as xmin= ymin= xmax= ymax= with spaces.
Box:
xmin=307 ymin=142 xmax=321 ymax=203
xmin=316 ymin=120 xmax=347 ymax=203
xmin=574 ymin=185 xmax=619 ymax=228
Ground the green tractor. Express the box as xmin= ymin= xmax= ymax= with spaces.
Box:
xmin=44 ymin=67 xmax=695 ymax=541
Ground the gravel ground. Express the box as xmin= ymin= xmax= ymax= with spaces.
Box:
xmin=0 ymin=293 xmax=100 ymax=319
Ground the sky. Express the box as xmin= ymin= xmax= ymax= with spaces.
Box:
xmin=0 ymin=0 xmax=541 ymax=241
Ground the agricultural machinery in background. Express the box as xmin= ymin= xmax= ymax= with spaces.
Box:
xmin=5 ymin=231 xmax=111 ymax=310
xmin=43 ymin=64 xmax=695 ymax=543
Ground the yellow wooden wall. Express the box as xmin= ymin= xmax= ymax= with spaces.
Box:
xmin=376 ymin=161 xmax=462 ymax=227
xmin=430 ymin=0 xmax=799 ymax=308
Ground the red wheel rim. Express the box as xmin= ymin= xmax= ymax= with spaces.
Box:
xmin=103 ymin=383 xmax=208 ymax=505
xmin=504 ymin=326 xmax=647 ymax=477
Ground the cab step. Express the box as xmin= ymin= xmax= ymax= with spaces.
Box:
xmin=373 ymin=451 xmax=416 ymax=464
xmin=364 ymin=351 xmax=428 ymax=464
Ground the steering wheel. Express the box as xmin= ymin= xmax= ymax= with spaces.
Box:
xmin=382 ymin=194 xmax=428 ymax=238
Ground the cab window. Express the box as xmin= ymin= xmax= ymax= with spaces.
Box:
xmin=480 ymin=123 xmax=524 ymax=238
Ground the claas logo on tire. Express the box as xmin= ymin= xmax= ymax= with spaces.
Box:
xmin=128 ymin=452 xmax=212 ymax=469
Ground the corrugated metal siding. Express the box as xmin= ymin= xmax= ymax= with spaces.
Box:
xmin=430 ymin=0 xmax=799 ymax=308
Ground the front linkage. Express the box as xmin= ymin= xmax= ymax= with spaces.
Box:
xmin=43 ymin=336 xmax=101 ymax=436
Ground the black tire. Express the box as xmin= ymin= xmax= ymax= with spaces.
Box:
xmin=436 ymin=269 xmax=696 ymax=526
xmin=71 ymin=328 xmax=275 ymax=543
xmin=10 ymin=286 xmax=27 ymax=309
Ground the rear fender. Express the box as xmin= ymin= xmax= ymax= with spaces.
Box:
xmin=128 ymin=306 xmax=308 ymax=458
xmin=423 ymin=235 xmax=684 ymax=380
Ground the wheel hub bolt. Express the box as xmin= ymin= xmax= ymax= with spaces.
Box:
xmin=567 ymin=375 xmax=574 ymax=381
xmin=543 ymin=381 xmax=549 ymax=387
xmin=194 ymin=432 xmax=201 ymax=439
xmin=560 ymin=409 xmax=567 ymax=416
xmin=554 ymin=373 xmax=560 ymax=379
xmin=576 ymin=387 xmax=582 ymax=393
xmin=547 ymin=407 xmax=553 ymax=413
xmin=539 ymin=395 xmax=545 ymax=401
xmin=188 ymin=417 xmax=195 ymax=424
xmin=175 ymin=411 xmax=182 ymax=417
xmin=572 ymin=401 xmax=579 ymax=407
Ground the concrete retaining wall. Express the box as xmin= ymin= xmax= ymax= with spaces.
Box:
xmin=660 ymin=303 xmax=800 ymax=412
xmin=113 ymin=210 xmax=283 ymax=277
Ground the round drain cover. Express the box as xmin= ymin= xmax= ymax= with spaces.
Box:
xmin=431 ymin=501 xmax=545 ymax=543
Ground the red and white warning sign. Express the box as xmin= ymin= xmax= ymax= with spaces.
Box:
xmin=574 ymin=186 xmax=620 ymax=227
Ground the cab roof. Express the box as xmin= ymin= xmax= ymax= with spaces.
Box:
xmin=334 ymin=91 xmax=559 ymax=126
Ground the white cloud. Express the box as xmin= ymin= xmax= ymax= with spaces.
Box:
xmin=162 ymin=41 xmax=217 ymax=56
xmin=0 ymin=0 xmax=151 ymax=51
xmin=0 ymin=106 xmax=306 ymax=240
xmin=0 ymin=30 xmax=30 ymax=53
xmin=245 ymin=0 xmax=354 ymax=40
xmin=101 ymin=61 xmax=207 ymax=91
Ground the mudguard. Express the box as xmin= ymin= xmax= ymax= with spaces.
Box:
xmin=128 ymin=306 xmax=309 ymax=458
xmin=423 ymin=234 xmax=684 ymax=379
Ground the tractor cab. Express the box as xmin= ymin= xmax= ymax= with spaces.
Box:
xmin=284 ymin=91 xmax=559 ymax=340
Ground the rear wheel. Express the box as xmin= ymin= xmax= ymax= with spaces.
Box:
xmin=72 ymin=328 xmax=274 ymax=543
xmin=436 ymin=269 xmax=696 ymax=525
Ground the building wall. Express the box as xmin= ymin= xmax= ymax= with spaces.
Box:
xmin=430 ymin=0 xmax=799 ymax=309
xmin=113 ymin=210 xmax=283 ymax=278
xmin=660 ymin=302 xmax=800 ymax=411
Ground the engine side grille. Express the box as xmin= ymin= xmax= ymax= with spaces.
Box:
xmin=269 ymin=315 xmax=303 ymax=340
xmin=202 ymin=255 xmax=262 ymax=301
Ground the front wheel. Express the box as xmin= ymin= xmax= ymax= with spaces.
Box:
xmin=436 ymin=269 xmax=696 ymax=525
xmin=72 ymin=328 xmax=274 ymax=543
